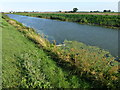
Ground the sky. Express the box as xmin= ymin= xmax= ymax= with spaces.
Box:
xmin=1 ymin=0 xmax=120 ymax=12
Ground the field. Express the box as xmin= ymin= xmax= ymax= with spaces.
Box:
xmin=2 ymin=14 xmax=120 ymax=88
xmin=14 ymin=12 xmax=120 ymax=29
xmin=16 ymin=12 xmax=120 ymax=15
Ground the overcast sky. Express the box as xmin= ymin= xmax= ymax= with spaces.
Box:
xmin=1 ymin=0 xmax=119 ymax=12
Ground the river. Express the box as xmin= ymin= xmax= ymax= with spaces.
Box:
xmin=7 ymin=14 xmax=118 ymax=57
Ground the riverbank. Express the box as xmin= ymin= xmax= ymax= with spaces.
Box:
xmin=2 ymin=15 xmax=94 ymax=88
xmin=14 ymin=12 xmax=120 ymax=29
xmin=2 ymin=14 xmax=120 ymax=88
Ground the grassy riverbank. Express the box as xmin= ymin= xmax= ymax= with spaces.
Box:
xmin=14 ymin=12 xmax=120 ymax=29
xmin=2 ymin=14 xmax=120 ymax=88
xmin=2 ymin=16 xmax=94 ymax=88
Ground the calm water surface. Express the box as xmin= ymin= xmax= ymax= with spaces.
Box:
xmin=7 ymin=14 xmax=118 ymax=56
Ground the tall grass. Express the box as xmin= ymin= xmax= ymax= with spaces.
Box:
xmin=3 ymin=14 xmax=120 ymax=88
xmin=59 ymin=41 xmax=119 ymax=88
xmin=15 ymin=13 xmax=120 ymax=29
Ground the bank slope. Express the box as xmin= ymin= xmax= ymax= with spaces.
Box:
xmin=2 ymin=18 xmax=92 ymax=88
xmin=2 ymin=14 xmax=119 ymax=88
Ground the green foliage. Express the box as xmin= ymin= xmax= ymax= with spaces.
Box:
xmin=0 ymin=13 xmax=2 ymax=90
xmin=61 ymin=41 xmax=119 ymax=88
xmin=16 ymin=53 xmax=52 ymax=88
xmin=2 ymin=16 xmax=92 ymax=88
xmin=15 ymin=13 xmax=120 ymax=29
xmin=73 ymin=8 xmax=78 ymax=12
xmin=2 ymin=14 xmax=120 ymax=88
xmin=49 ymin=40 xmax=119 ymax=88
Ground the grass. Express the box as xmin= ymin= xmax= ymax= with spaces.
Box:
xmin=14 ymin=12 xmax=120 ymax=29
xmin=2 ymin=16 xmax=93 ymax=88
xmin=2 ymin=14 xmax=120 ymax=88
xmin=0 ymin=13 xmax=2 ymax=89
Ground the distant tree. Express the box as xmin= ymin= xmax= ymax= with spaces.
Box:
xmin=103 ymin=10 xmax=111 ymax=12
xmin=68 ymin=11 xmax=73 ymax=13
xmin=103 ymin=10 xmax=107 ymax=12
xmin=94 ymin=11 xmax=99 ymax=12
xmin=108 ymin=10 xmax=111 ymax=12
xmin=73 ymin=8 xmax=78 ymax=12
xmin=59 ymin=10 xmax=62 ymax=12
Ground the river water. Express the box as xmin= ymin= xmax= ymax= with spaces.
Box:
xmin=7 ymin=14 xmax=118 ymax=57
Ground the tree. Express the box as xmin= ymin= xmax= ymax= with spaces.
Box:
xmin=108 ymin=10 xmax=111 ymax=12
xmin=59 ymin=10 xmax=62 ymax=12
xmin=73 ymin=8 xmax=78 ymax=12
xmin=103 ymin=10 xmax=111 ymax=12
xmin=103 ymin=10 xmax=107 ymax=12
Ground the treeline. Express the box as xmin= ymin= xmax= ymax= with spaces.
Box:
xmin=15 ymin=13 xmax=120 ymax=29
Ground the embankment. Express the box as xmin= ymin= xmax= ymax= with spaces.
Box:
xmin=2 ymin=14 xmax=120 ymax=88
xmin=14 ymin=12 xmax=120 ymax=29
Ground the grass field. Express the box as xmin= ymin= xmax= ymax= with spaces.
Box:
xmin=14 ymin=12 xmax=120 ymax=15
xmin=2 ymin=14 xmax=120 ymax=88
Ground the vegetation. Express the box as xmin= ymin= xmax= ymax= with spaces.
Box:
xmin=2 ymin=16 xmax=92 ymax=88
xmin=103 ymin=10 xmax=111 ymax=12
xmin=0 ymin=13 xmax=2 ymax=90
xmin=73 ymin=8 xmax=78 ymax=12
xmin=2 ymin=14 xmax=120 ymax=88
xmin=14 ymin=12 xmax=120 ymax=29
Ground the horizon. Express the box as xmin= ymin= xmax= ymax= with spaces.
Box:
xmin=1 ymin=0 xmax=120 ymax=12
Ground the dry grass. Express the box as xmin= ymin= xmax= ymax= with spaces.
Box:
xmin=6 ymin=19 xmax=49 ymax=48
